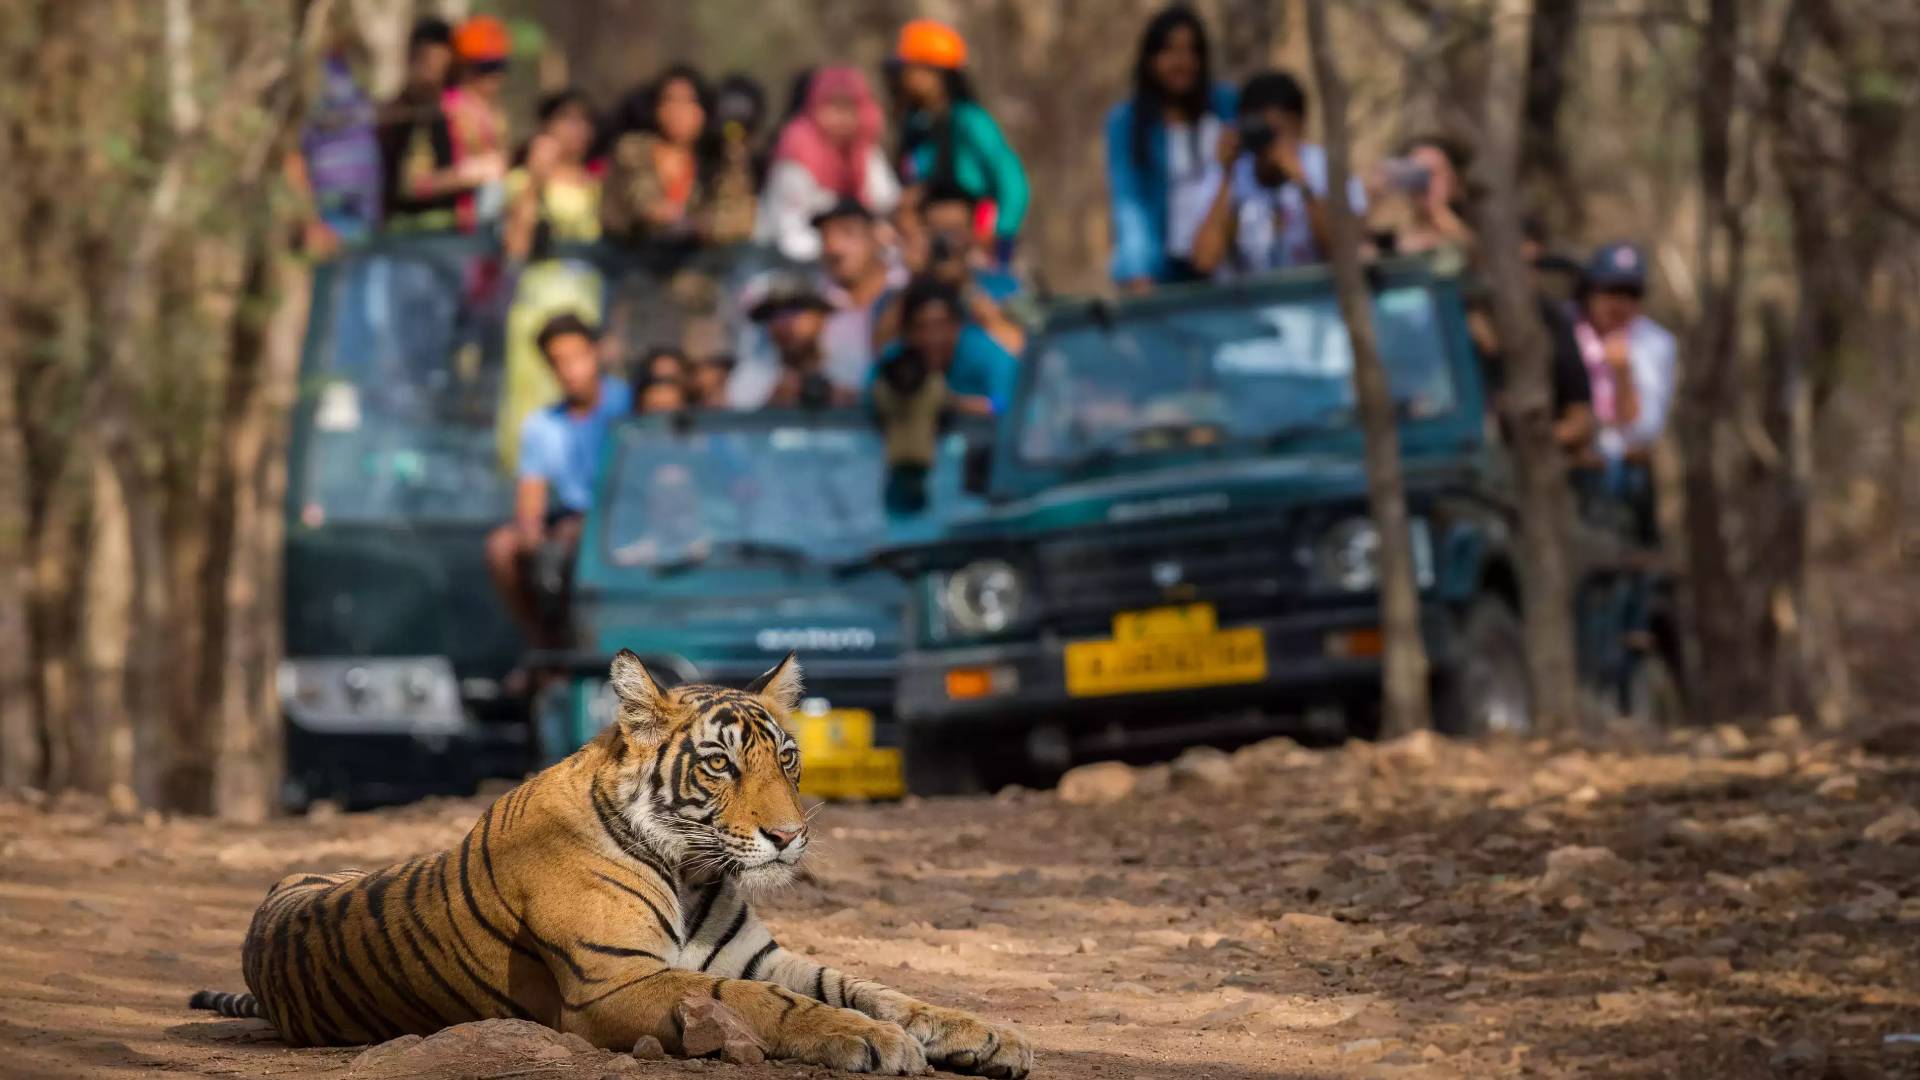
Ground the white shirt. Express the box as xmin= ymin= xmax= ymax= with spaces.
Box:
xmin=1222 ymin=143 xmax=1366 ymax=275
xmin=752 ymin=152 xmax=902 ymax=263
xmin=1163 ymin=116 xmax=1224 ymax=259
xmin=723 ymin=264 xmax=907 ymax=410
xmin=1595 ymin=315 xmax=1678 ymax=458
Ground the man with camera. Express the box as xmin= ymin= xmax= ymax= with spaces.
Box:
xmin=1188 ymin=70 xmax=1365 ymax=278
xmin=877 ymin=183 xmax=1027 ymax=356
xmin=746 ymin=273 xmax=861 ymax=410
xmin=869 ymin=278 xmax=1015 ymax=510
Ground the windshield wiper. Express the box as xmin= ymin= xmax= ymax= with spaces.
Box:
xmin=654 ymin=539 xmax=819 ymax=578
xmin=1259 ymin=399 xmax=1431 ymax=450
xmin=1063 ymin=420 xmax=1230 ymax=472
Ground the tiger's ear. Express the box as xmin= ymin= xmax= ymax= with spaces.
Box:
xmin=745 ymin=651 xmax=804 ymax=712
xmin=609 ymin=649 xmax=669 ymax=732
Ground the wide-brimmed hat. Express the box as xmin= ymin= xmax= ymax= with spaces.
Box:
xmin=743 ymin=272 xmax=833 ymax=322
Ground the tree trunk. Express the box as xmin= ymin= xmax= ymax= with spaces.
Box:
xmin=1675 ymin=0 xmax=1754 ymax=727
xmin=1520 ymin=0 xmax=1582 ymax=234
xmin=0 ymin=333 xmax=41 ymax=792
xmin=1305 ymin=0 xmax=1431 ymax=736
xmin=1471 ymin=0 xmax=1582 ymax=730
xmin=207 ymin=248 xmax=310 ymax=822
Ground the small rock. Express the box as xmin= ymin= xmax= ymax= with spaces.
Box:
xmin=1815 ymin=773 xmax=1859 ymax=799
xmin=1659 ymin=956 xmax=1732 ymax=984
xmin=1578 ymin=922 xmax=1645 ymax=954
xmin=359 ymin=1021 xmax=574 ymax=1076
xmin=306 ymin=799 xmax=343 ymax=824
xmin=599 ymin=1060 xmax=646 ymax=1078
xmin=1196 ymin=996 xmax=1264 ymax=1029
xmin=1057 ymin=761 xmax=1136 ymax=806
xmin=349 ymin=1034 xmax=423 ymax=1072
xmin=1663 ymin=818 xmax=1717 ymax=852
xmin=993 ymin=784 xmax=1028 ymax=804
xmin=1720 ymin=812 xmax=1776 ymax=843
xmin=1273 ymin=912 xmax=1349 ymax=944
xmin=1534 ymin=844 xmax=1632 ymax=903
xmin=1077 ymin=937 xmax=1098 ymax=954
xmin=1169 ymin=746 xmax=1238 ymax=791
xmin=1131 ymin=763 xmax=1172 ymax=797
xmin=1749 ymin=750 xmax=1791 ymax=778
xmin=1863 ymin=806 xmax=1920 ymax=844
xmin=1340 ymin=1037 xmax=1387 ymax=1059
xmin=1376 ymin=730 xmax=1441 ymax=768
xmin=677 ymin=996 xmax=766 ymax=1061
xmin=558 ymin=1032 xmax=596 ymax=1055
xmin=1765 ymin=714 xmax=1803 ymax=741
xmin=1769 ymin=1038 xmax=1827 ymax=1072
xmin=1708 ymin=724 xmax=1750 ymax=755
xmin=632 ymin=1035 xmax=668 ymax=1060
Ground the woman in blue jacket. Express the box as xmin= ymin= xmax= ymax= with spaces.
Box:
xmin=1105 ymin=5 xmax=1237 ymax=290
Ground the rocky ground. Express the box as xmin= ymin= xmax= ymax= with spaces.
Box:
xmin=2 ymin=711 xmax=1919 ymax=1079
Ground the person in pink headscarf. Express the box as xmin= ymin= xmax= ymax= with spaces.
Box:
xmin=753 ymin=66 xmax=902 ymax=261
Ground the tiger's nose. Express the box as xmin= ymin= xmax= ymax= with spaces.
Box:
xmin=761 ymin=825 xmax=806 ymax=851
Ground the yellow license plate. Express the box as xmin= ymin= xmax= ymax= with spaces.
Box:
xmin=792 ymin=709 xmax=904 ymax=801
xmin=792 ymin=708 xmax=875 ymax=755
xmin=1065 ymin=604 xmax=1267 ymax=697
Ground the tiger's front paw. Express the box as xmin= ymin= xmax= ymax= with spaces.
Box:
xmin=901 ymin=1007 xmax=1033 ymax=1079
xmin=777 ymin=1007 xmax=928 ymax=1074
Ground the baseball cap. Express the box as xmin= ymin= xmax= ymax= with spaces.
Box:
xmin=1585 ymin=242 xmax=1648 ymax=293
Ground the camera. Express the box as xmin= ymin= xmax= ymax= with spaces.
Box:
xmin=797 ymin=372 xmax=835 ymax=410
xmin=929 ymin=232 xmax=958 ymax=265
xmin=1238 ymin=115 xmax=1279 ymax=157
xmin=1381 ymin=156 xmax=1432 ymax=197
xmin=879 ymin=352 xmax=930 ymax=397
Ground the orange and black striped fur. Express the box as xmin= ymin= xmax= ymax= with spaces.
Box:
xmin=188 ymin=652 xmax=1031 ymax=1077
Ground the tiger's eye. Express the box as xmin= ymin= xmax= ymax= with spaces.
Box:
xmin=703 ymin=754 xmax=730 ymax=772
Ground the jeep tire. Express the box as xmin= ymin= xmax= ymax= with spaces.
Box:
xmin=1436 ymin=598 xmax=1533 ymax=737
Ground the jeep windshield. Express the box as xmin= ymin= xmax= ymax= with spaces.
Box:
xmin=601 ymin=419 xmax=901 ymax=573
xmin=1015 ymin=283 xmax=1456 ymax=469
xmin=298 ymin=241 xmax=512 ymax=525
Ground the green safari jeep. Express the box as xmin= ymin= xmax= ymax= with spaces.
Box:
xmin=885 ymin=262 xmax=1682 ymax=793
xmin=531 ymin=408 xmax=985 ymax=800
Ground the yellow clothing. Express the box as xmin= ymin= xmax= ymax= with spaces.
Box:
xmin=504 ymin=167 xmax=603 ymax=245
xmin=497 ymin=258 xmax=606 ymax=475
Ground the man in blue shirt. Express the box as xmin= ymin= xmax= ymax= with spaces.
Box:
xmin=485 ymin=312 xmax=631 ymax=645
xmin=870 ymin=278 xmax=1018 ymax=415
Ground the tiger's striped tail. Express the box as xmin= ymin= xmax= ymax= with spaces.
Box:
xmin=189 ymin=990 xmax=263 ymax=1018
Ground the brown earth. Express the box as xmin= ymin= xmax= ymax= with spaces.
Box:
xmin=3 ymin=714 xmax=1919 ymax=1080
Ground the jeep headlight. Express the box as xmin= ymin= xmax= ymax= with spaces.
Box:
xmin=1312 ymin=517 xmax=1433 ymax=592
xmin=278 ymin=656 xmax=464 ymax=734
xmin=940 ymin=559 xmax=1026 ymax=636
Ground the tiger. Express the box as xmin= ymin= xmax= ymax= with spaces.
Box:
xmin=188 ymin=650 xmax=1031 ymax=1077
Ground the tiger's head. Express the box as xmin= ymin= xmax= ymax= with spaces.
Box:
xmin=603 ymin=648 xmax=810 ymax=890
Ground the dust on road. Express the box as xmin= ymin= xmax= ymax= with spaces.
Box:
xmin=2 ymin=718 xmax=1917 ymax=1079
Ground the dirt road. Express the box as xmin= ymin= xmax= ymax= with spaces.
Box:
xmin=2 ymin=718 xmax=1917 ymax=1079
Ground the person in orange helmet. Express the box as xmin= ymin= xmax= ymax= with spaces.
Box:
xmin=888 ymin=19 xmax=1028 ymax=266
xmin=440 ymin=15 xmax=512 ymax=230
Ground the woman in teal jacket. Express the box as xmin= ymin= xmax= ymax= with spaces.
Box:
xmin=890 ymin=19 xmax=1029 ymax=263
xmin=1106 ymin=4 xmax=1238 ymax=289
